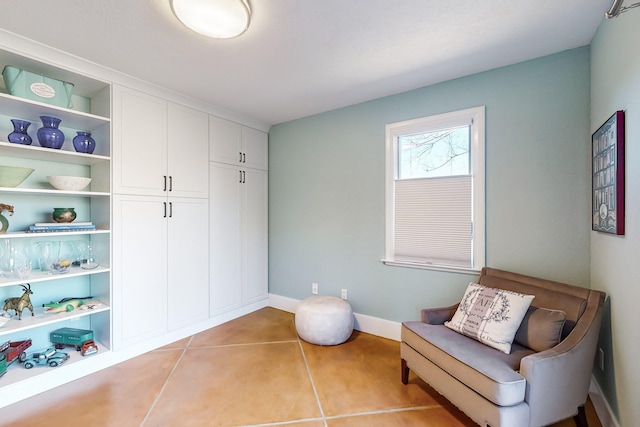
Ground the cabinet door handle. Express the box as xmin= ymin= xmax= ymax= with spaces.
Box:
xmin=242 ymin=170 xmax=246 ymax=183
xmin=163 ymin=202 xmax=167 ymax=218
xmin=169 ymin=202 xmax=173 ymax=218
xmin=239 ymin=170 xmax=243 ymax=183
xmin=163 ymin=175 xmax=167 ymax=192
xmin=239 ymin=151 xmax=243 ymax=163
xmin=243 ymin=152 xmax=246 ymax=163
xmin=169 ymin=176 xmax=173 ymax=192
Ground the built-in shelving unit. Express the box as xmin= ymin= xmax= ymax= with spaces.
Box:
xmin=0 ymin=47 xmax=111 ymax=396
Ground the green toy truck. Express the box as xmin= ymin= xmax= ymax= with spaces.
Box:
xmin=50 ymin=328 xmax=93 ymax=351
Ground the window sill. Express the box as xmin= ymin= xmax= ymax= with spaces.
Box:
xmin=381 ymin=259 xmax=482 ymax=275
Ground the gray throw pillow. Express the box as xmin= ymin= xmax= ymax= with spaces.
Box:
xmin=514 ymin=306 xmax=567 ymax=352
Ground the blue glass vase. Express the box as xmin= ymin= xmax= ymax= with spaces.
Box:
xmin=72 ymin=131 xmax=96 ymax=154
xmin=37 ymin=116 xmax=65 ymax=149
xmin=8 ymin=119 xmax=32 ymax=145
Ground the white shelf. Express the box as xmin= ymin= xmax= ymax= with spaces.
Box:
xmin=0 ymin=265 xmax=110 ymax=287
xmin=0 ymin=229 xmax=110 ymax=240
xmin=0 ymin=302 xmax=110 ymax=336
xmin=0 ymin=186 xmax=110 ymax=197
xmin=0 ymin=92 xmax=109 ymax=129
xmin=0 ymin=141 xmax=110 ymax=165
xmin=0 ymin=338 xmax=110 ymax=387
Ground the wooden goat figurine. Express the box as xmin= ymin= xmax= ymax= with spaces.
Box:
xmin=3 ymin=283 xmax=34 ymax=320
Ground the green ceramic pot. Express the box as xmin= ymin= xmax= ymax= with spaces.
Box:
xmin=52 ymin=208 xmax=77 ymax=223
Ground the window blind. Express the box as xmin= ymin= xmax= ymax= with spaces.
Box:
xmin=394 ymin=175 xmax=472 ymax=267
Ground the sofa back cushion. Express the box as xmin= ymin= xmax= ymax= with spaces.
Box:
xmin=479 ymin=268 xmax=588 ymax=338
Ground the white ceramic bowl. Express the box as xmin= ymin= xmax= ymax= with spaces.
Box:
xmin=47 ymin=175 xmax=92 ymax=191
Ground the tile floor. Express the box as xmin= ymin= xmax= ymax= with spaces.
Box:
xmin=0 ymin=307 xmax=601 ymax=426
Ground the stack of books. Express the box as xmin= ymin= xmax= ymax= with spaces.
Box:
xmin=26 ymin=222 xmax=96 ymax=233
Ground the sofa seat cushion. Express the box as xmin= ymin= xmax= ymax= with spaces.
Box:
xmin=402 ymin=321 xmax=535 ymax=406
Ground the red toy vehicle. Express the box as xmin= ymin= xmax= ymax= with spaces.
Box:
xmin=80 ymin=340 xmax=98 ymax=356
xmin=0 ymin=340 xmax=33 ymax=377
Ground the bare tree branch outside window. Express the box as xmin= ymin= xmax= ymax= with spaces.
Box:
xmin=398 ymin=125 xmax=470 ymax=179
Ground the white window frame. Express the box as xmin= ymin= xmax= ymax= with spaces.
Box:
xmin=383 ymin=106 xmax=485 ymax=273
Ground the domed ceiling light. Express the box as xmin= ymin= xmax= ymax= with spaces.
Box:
xmin=171 ymin=0 xmax=251 ymax=39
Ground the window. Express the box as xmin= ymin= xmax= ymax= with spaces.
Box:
xmin=384 ymin=106 xmax=485 ymax=272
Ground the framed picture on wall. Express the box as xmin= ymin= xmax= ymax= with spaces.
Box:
xmin=592 ymin=110 xmax=625 ymax=235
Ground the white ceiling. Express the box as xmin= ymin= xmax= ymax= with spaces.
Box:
xmin=0 ymin=0 xmax=611 ymax=126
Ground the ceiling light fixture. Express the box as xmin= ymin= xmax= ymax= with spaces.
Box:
xmin=171 ymin=0 xmax=251 ymax=39
xmin=605 ymin=0 xmax=640 ymax=18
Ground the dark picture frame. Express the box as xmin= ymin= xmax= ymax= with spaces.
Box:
xmin=592 ymin=110 xmax=625 ymax=235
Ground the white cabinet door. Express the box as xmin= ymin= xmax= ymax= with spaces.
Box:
xmin=209 ymin=115 xmax=268 ymax=171
xmin=242 ymin=127 xmax=269 ymax=171
xmin=114 ymin=87 xmax=208 ymax=199
xmin=112 ymin=195 xmax=168 ymax=350
xmin=209 ymin=162 xmax=242 ymax=315
xmin=242 ymin=168 xmax=268 ymax=304
xmin=168 ymin=103 xmax=209 ymax=198
xmin=168 ymin=197 xmax=209 ymax=330
xmin=209 ymin=162 xmax=268 ymax=314
xmin=209 ymin=115 xmax=242 ymax=165
xmin=113 ymin=86 xmax=168 ymax=196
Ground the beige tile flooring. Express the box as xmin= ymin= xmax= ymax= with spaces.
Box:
xmin=1 ymin=307 xmax=601 ymax=426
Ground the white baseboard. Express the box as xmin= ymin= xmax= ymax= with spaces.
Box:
xmin=589 ymin=377 xmax=620 ymax=427
xmin=268 ymin=293 xmax=300 ymax=313
xmin=268 ymin=293 xmax=401 ymax=341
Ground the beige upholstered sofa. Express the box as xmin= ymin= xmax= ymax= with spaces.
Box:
xmin=401 ymin=267 xmax=605 ymax=427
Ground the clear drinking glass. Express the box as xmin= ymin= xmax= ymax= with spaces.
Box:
xmin=81 ymin=244 xmax=99 ymax=270
xmin=1 ymin=241 xmax=32 ymax=279
xmin=36 ymin=241 xmax=61 ymax=273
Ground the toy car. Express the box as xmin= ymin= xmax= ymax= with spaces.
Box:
xmin=80 ymin=340 xmax=98 ymax=356
xmin=22 ymin=347 xmax=69 ymax=369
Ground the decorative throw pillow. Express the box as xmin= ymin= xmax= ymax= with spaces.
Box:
xmin=445 ymin=283 xmax=535 ymax=354
xmin=514 ymin=306 xmax=567 ymax=352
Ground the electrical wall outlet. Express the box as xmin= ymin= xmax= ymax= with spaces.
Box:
xmin=341 ymin=288 xmax=348 ymax=300
xmin=598 ymin=348 xmax=605 ymax=371
xmin=312 ymin=282 xmax=319 ymax=295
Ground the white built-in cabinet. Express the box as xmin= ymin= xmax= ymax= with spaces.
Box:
xmin=112 ymin=88 xmax=208 ymax=198
xmin=112 ymin=85 xmax=209 ymax=349
xmin=209 ymin=116 xmax=268 ymax=315
xmin=0 ymin=48 xmax=112 ymax=402
xmin=210 ymin=118 xmax=268 ymax=171
xmin=112 ymin=195 xmax=209 ymax=348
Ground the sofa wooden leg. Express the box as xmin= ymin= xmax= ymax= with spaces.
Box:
xmin=574 ymin=405 xmax=588 ymax=427
xmin=401 ymin=358 xmax=409 ymax=384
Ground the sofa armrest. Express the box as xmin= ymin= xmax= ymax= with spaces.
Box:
xmin=421 ymin=304 xmax=459 ymax=325
xmin=519 ymin=291 xmax=605 ymax=427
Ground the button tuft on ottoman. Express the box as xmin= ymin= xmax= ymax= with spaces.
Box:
xmin=295 ymin=296 xmax=354 ymax=345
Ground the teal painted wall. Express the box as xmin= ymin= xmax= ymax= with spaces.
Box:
xmin=269 ymin=47 xmax=591 ymax=323
xmin=590 ymin=12 xmax=640 ymax=426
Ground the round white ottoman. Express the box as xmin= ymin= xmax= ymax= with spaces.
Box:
xmin=295 ymin=296 xmax=354 ymax=345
